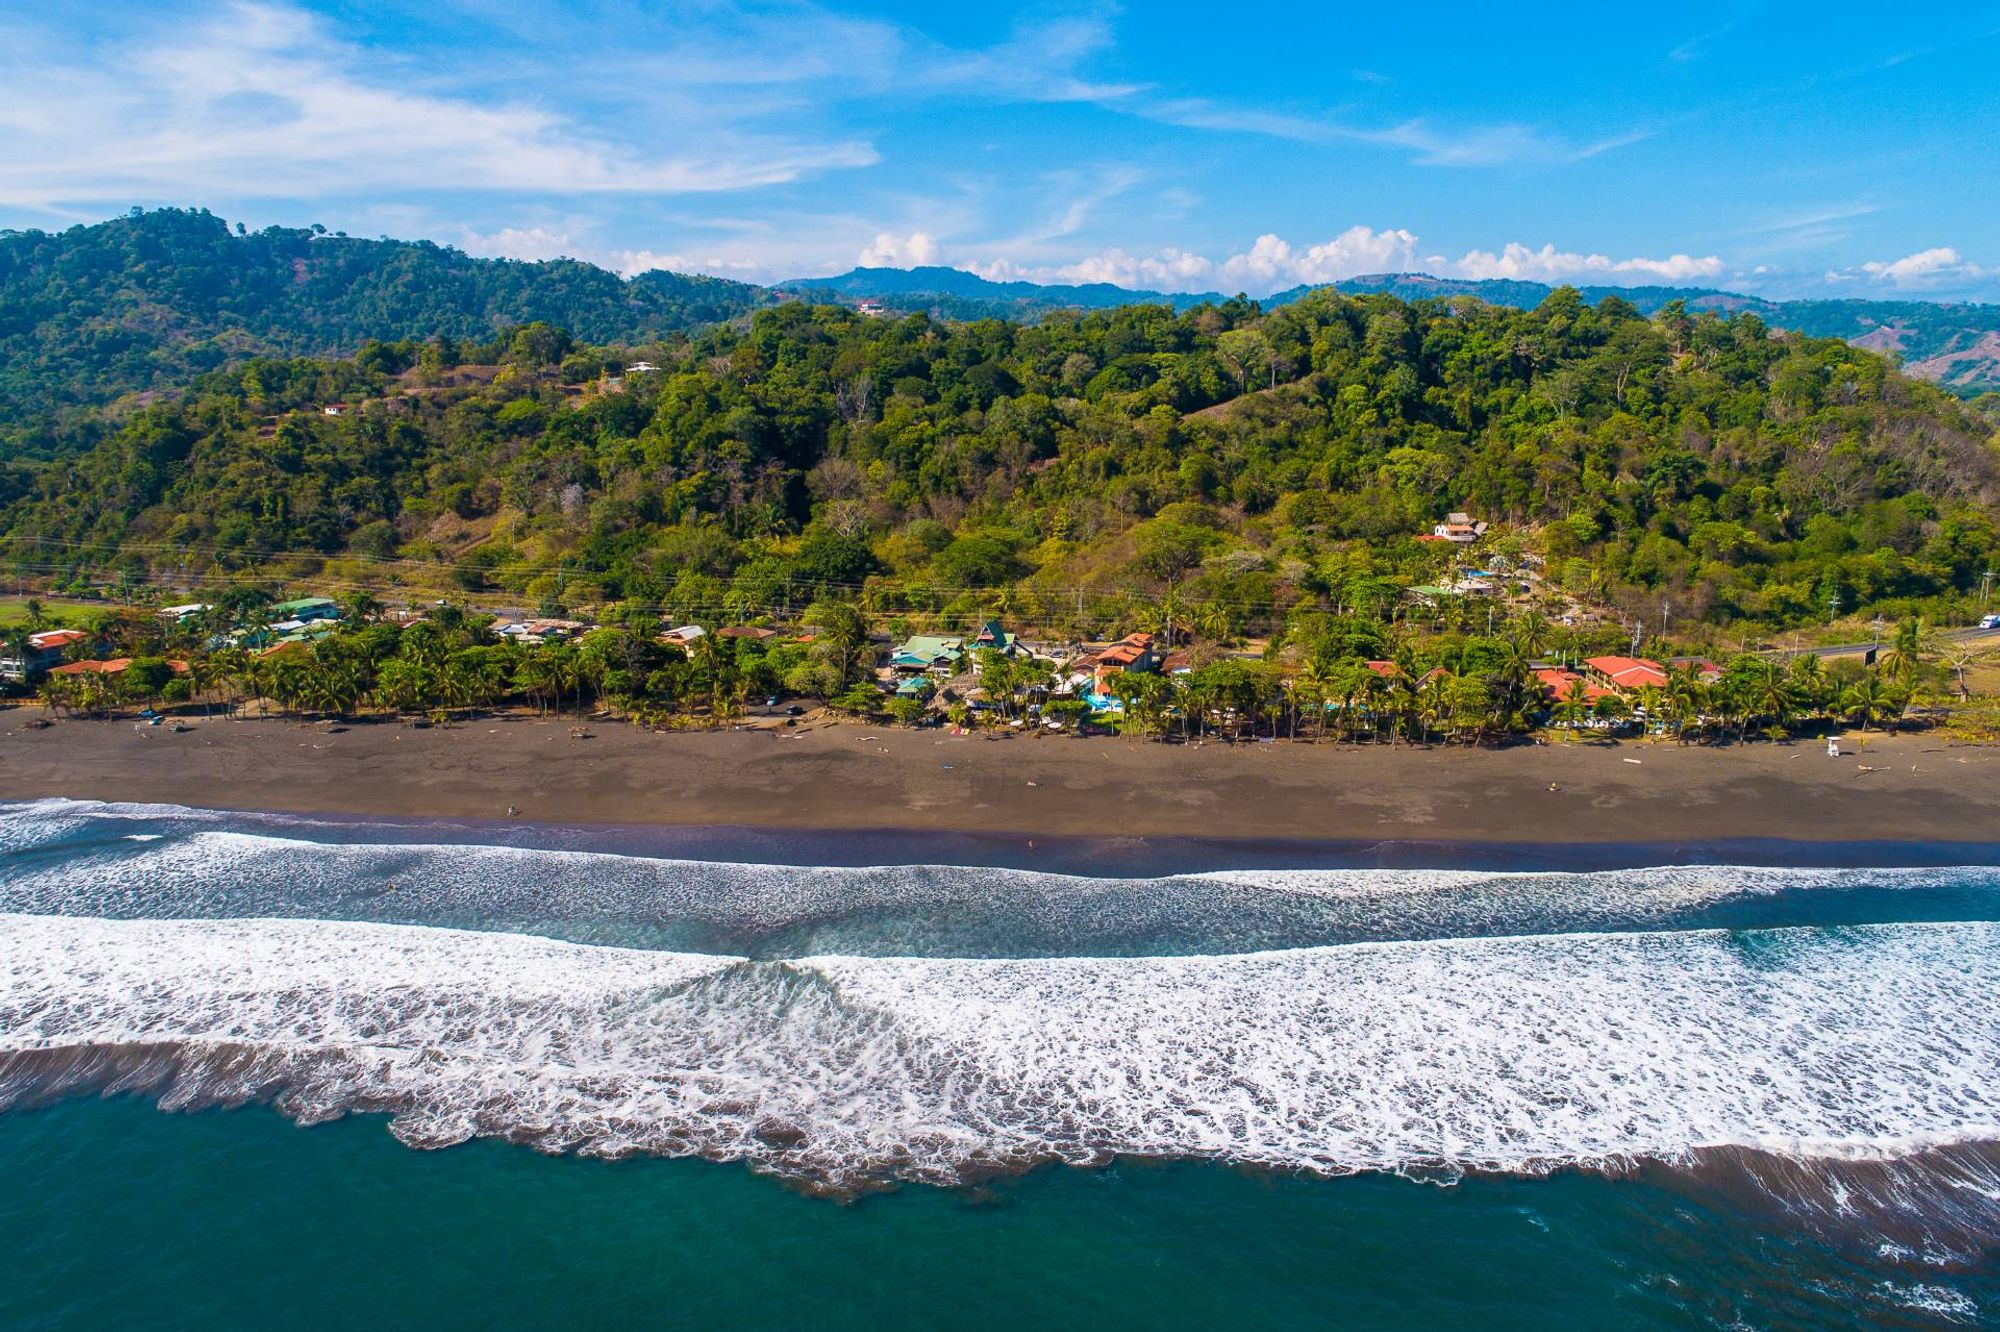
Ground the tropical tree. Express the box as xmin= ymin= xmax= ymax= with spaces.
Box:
xmin=1839 ymin=670 xmax=1895 ymax=732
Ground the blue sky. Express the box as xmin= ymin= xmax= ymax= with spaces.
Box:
xmin=1 ymin=1 xmax=1995 ymax=299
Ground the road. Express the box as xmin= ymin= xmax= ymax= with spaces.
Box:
xmin=1767 ymin=625 xmax=2000 ymax=661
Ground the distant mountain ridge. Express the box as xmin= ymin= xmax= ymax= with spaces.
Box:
xmin=784 ymin=267 xmax=2000 ymax=395
xmin=779 ymin=266 xmax=1223 ymax=312
xmin=0 ymin=207 xmax=771 ymax=452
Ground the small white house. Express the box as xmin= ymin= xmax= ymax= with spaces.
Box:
xmin=321 ymin=404 xmax=348 ymax=417
xmin=626 ymin=361 xmax=659 ymax=374
xmin=1431 ymin=511 xmax=1487 ymax=543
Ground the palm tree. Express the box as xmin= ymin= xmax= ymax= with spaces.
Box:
xmin=1511 ymin=609 xmax=1551 ymax=657
xmin=1294 ymin=657 xmax=1335 ymax=742
xmin=1554 ymin=678 xmax=1589 ymax=739
xmin=1753 ymin=659 xmax=1796 ymax=739
xmin=1381 ymin=674 xmax=1419 ymax=745
xmin=1196 ymin=599 xmax=1236 ymax=648
xmin=1786 ymin=652 xmax=1831 ymax=719
xmin=1878 ymin=618 xmax=1934 ymax=689
xmin=513 ymin=652 xmax=560 ymax=715
xmin=1840 ymin=671 xmax=1894 ymax=732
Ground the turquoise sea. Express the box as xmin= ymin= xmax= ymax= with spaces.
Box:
xmin=2 ymin=800 xmax=1998 ymax=1328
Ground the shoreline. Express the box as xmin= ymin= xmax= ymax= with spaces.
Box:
xmin=5 ymin=708 xmax=2000 ymax=850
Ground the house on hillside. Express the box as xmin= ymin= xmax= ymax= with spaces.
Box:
xmin=627 ymin=361 xmax=659 ymax=373
xmin=660 ymin=624 xmax=708 ymax=647
xmin=272 ymin=597 xmax=340 ymax=623
xmin=157 ymin=603 xmax=210 ymax=623
xmin=495 ymin=617 xmax=588 ymax=645
xmin=1430 ymin=511 xmax=1487 ymax=543
xmin=715 ymin=625 xmax=779 ymax=640
xmin=856 ymin=300 xmax=888 ymax=318
xmin=321 ymin=404 xmax=348 ymax=417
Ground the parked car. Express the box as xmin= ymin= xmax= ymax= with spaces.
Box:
xmin=1981 ymin=614 xmax=2000 ymax=630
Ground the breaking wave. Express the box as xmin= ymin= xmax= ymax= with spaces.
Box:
xmin=3 ymin=799 xmax=1997 ymax=956
xmin=4 ymin=913 xmax=1998 ymax=1200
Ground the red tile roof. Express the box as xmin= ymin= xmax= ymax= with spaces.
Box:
xmin=28 ymin=629 xmax=87 ymax=650
xmin=1583 ymin=655 xmax=1667 ymax=690
xmin=1363 ymin=660 xmax=1401 ymax=678
xmin=50 ymin=657 xmax=188 ymax=676
xmin=1535 ymin=668 xmax=1614 ymax=701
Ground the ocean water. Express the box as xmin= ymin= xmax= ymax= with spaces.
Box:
xmin=2 ymin=800 xmax=1998 ymax=1328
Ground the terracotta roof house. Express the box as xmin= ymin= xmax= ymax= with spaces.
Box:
xmin=2 ymin=628 xmax=92 ymax=681
xmin=1362 ymin=659 xmax=1401 ymax=679
xmin=1086 ymin=632 xmax=1161 ymax=671
xmin=1535 ymin=667 xmax=1615 ymax=702
xmin=1430 ymin=512 xmax=1487 ymax=543
xmin=51 ymin=658 xmax=189 ymax=677
xmin=1670 ymin=656 xmax=1725 ymax=684
xmin=1583 ymin=655 xmax=1668 ymax=691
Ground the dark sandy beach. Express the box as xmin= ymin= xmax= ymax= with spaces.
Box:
xmin=3 ymin=707 xmax=1998 ymax=844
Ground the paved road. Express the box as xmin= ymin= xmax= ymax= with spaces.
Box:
xmin=1768 ymin=625 xmax=2000 ymax=660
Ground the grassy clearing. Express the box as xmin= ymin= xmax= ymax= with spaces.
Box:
xmin=0 ymin=599 xmax=99 ymax=628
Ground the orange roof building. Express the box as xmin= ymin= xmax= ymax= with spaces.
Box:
xmin=1582 ymin=655 xmax=1668 ymax=691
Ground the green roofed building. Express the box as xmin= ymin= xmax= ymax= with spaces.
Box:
xmin=890 ymin=635 xmax=963 ymax=673
xmin=970 ymin=619 xmax=1017 ymax=655
xmin=272 ymin=596 xmax=340 ymax=622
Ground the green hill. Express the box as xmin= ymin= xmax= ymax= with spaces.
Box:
xmin=4 ymin=288 xmax=1996 ymax=639
xmin=0 ymin=208 xmax=769 ymax=455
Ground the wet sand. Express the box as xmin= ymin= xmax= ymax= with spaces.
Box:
xmin=4 ymin=708 xmax=1998 ymax=846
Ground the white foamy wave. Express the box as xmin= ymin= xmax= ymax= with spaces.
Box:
xmin=3 ymin=914 xmax=1997 ymax=1188
xmin=5 ymin=818 xmax=1992 ymax=957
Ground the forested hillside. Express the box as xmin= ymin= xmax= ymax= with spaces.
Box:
xmin=796 ymin=267 xmax=2000 ymax=395
xmin=4 ymin=286 xmax=1997 ymax=641
xmin=0 ymin=209 xmax=769 ymax=454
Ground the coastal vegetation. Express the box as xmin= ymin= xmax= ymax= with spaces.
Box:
xmin=4 ymin=283 xmax=1998 ymax=647
xmin=16 ymin=587 xmax=1980 ymax=752
xmin=4 ymin=219 xmax=2000 ymax=749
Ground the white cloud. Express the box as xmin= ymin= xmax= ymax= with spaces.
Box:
xmin=857 ymin=231 xmax=944 ymax=268
xmin=1135 ymin=100 xmax=1648 ymax=168
xmin=460 ymin=227 xmax=578 ymax=264
xmin=1856 ymin=246 xmax=1989 ymax=288
xmin=968 ymin=229 xmax=1744 ymax=297
xmin=966 ymin=227 xmax=1419 ymax=294
xmin=1452 ymin=242 xmax=1724 ymax=283
xmin=1220 ymin=228 xmax=1423 ymax=287
xmin=0 ymin=1 xmax=877 ymax=208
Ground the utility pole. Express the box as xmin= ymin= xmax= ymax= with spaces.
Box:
xmin=1982 ymin=570 xmax=1995 ymax=609
xmin=1827 ymin=590 xmax=1840 ymax=626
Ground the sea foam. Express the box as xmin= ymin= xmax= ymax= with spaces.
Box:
xmin=4 ymin=814 xmax=1994 ymax=957
xmin=3 ymin=913 xmax=1996 ymax=1190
